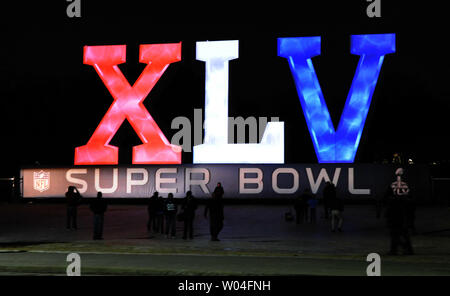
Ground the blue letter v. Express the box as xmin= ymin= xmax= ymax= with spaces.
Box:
xmin=278 ymin=34 xmax=395 ymax=163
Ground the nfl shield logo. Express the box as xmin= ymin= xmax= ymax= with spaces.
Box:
xmin=33 ymin=170 xmax=50 ymax=192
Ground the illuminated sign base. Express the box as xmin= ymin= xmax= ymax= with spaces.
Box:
xmin=21 ymin=164 xmax=429 ymax=200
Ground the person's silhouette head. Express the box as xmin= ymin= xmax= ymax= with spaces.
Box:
xmin=186 ymin=191 xmax=192 ymax=198
xmin=217 ymin=182 xmax=221 ymax=187
xmin=97 ymin=192 xmax=102 ymax=199
xmin=395 ymin=168 xmax=404 ymax=176
xmin=168 ymin=193 xmax=174 ymax=200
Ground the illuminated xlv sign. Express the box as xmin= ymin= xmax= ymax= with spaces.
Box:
xmin=193 ymin=40 xmax=284 ymax=163
xmin=278 ymin=34 xmax=396 ymax=163
xmin=75 ymin=34 xmax=395 ymax=165
xmin=75 ymin=43 xmax=182 ymax=165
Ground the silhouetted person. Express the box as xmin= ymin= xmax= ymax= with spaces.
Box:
xmin=181 ymin=191 xmax=198 ymax=240
xmin=204 ymin=183 xmax=225 ymax=241
xmin=375 ymin=191 xmax=384 ymax=219
xmin=90 ymin=192 xmax=108 ymax=240
xmin=156 ymin=193 xmax=165 ymax=234
xmin=387 ymin=167 xmax=414 ymax=254
xmin=323 ymin=181 xmax=335 ymax=219
xmin=307 ymin=194 xmax=318 ymax=223
xmin=213 ymin=182 xmax=224 ymax=199
xmin=147 ymin=192 xmax=159 ymax=234
xmin=329 ymin=196 xmax=344 ymax=232
xmin=405 ymin=195 xmax=417 ymax=235
xmin=385 ymin=187 xmax=414 ymax=255
xmin=65 ymin=186 xmax=81 ymax=230
xmin=295 ymin=189 xmax=310 ymax=224
xmin=381 ymin=185 xmax=392 ymax=212
xmin=164 ymin=193 xmax=178 ymax=238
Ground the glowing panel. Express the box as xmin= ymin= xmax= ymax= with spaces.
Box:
xmin=193 ymin=40 xmax=284 ymax=164
xmin=75 ymin=43 xmax=182 ymax=165
xmin=278 ymin=34 xmax=395 ymax=163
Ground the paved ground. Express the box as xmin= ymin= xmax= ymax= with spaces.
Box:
xmin=0 ymin=202 xmax=449 ymax=275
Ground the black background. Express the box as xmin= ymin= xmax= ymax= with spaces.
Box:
xmin=1 ymin=1 xmax=448 ymax=177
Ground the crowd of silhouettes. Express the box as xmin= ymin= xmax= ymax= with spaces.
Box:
xmin=65 ymin=184 xmax=222 ymax=241
xmin=64 ymin=168 xmax=416 ymax=256
xmin=290 ymin=167 xmax=417 ymax=255
xmin=144 ymin=182 xmax=225 ymax=241
xmin=293 ymin=182 xmax=343 ymax=231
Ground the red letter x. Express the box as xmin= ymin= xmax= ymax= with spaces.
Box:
xmin=75 ymin=43 xmax=182 ymax=165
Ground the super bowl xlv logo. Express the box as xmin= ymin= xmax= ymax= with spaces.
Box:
xmin=74 ymin=34 xmax=395 ymax=165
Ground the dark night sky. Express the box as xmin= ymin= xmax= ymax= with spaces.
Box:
xmin=1 ymin=2 xmax=448 ymax=176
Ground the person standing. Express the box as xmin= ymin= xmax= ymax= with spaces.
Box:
xmin=293 ymin=195 xmax=303 ymax=224
xmin=89 ymin=192 xmax=108 ymax=240
xmin=322 ymin=182 xmax=335 ymax=219
xmin=375 ymin=191 xmax=384 ymax=219
xmin=164 ymin=193 xmax=178 ymax=239
xmin=156 ymin=193 xmax=165 ymax=234
xmin=147 ymin=192 xmax=159 ymax=234
xmin=385 ymin=189 xmax=414 ymax=255
xmin=386 ymin=168 xmax=414 ymax=255
xmin=204 ymin=183 xmax=225 ymax=241
xmin=181 ymin=191 xmax=198 ymax=240
xmin=295 ymin=189 xmax=310 ymax=224
xmin=405 ymin=194 xmax=417 ymax=235
xmin=65 ymin=186 xmax=82 ymax=230
xmin=307 ymin=194 xmax=318 ymax=223
xmin=213 ymin=182 xmax=224 ymax=199
xmin=329 ymin=196 xmax=344 ymax=232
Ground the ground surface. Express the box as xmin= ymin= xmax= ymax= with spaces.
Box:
xmin=0 ymin=202 xmax=449 ymax=276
